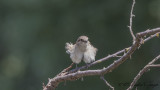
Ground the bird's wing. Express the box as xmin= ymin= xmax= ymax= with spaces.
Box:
xmin=83 ymin=45 xmax=97 ymax=63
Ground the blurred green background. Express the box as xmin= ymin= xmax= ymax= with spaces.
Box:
xmin=0 ymin=0 xmax=160 ymax=90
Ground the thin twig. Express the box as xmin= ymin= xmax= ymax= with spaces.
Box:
xmin=148 ymin=64 xmax=160 ymax=67
xmin=43 ymin=63 xmax=74 ymax=89
xmin=144 ymin=32 xmax=160 ymax=42
xmin=127 ymin=54 xmax=160 ymax=90
xmin=57 ymin=63 xmax=74 ymax=76
xmin=128 ymin=0 xmax=136 ymax=43
xmin=100 ymin=76 xmax=114 ymax=90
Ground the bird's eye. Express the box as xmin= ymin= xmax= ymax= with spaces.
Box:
xmin=78 ymin=39 xmax=81 ymax=42
xmin=81 ymin=39 xmax=85 ymax=42
xmin=82 ymin=39 xmax=87 ymax=43
xmin=78 ymin=39 xmax=87 ymax=43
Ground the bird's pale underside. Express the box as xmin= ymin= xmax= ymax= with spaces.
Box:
xmin=65 ymin=36 xmax=97 ymax=65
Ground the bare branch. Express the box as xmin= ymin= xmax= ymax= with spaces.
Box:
xmin=100 ymin=76 xmax=114 ymax=90
xmin=128 ymin=0 xmax=136 ymax=43
xmin=57 ymin=63 xmax=74 ymax=76
xmin=43 ymin=28 xmax=160 ymax=90
xmin=68 ymin=32 xmax=160 ymax=74
xmin=148 ymin=64 xmax=160 ymax=67
xmin=144 ymin=32 xmax=160 ymax=42
xmin=127 ymin=54 xmax=160 ymax=90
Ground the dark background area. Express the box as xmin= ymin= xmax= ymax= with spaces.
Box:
xmin=0 ymin=0 xmax=160 ymax=90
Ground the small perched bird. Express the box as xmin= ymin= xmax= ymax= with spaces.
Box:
xmin=65 ymin=36 xmax=97 ymax=66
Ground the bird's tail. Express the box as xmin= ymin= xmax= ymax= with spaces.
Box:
xmin=65 ymin=42 xmax=74 ymax=54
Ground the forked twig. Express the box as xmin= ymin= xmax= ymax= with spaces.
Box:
xmin=127 ymin=55 xmax=160 ymax=90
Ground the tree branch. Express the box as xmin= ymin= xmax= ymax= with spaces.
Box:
xmin=127 ymin=54 xmax=160 ymax=90
xmin=43 ymin=0 xmax=160 ymax=89
xmin=43 ymin=28 xmax=160 ymax=90
xmin=68 ymin=32 xmax=160 ymax=74
xmin=148 ymin=64 xmax=160 ymax=67
xmin=100 ymin=76 xmax=114 ymax=90
xmin=128 ymin=0 xmax=136 ymax=43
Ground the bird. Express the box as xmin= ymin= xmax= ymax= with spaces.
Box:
xmin=65 ymin=36 xmax=97 ymax=67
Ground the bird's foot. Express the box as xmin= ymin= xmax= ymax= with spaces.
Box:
xmin=86 ymin=63 xmax=90 ymax=69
